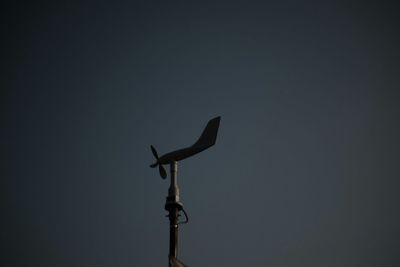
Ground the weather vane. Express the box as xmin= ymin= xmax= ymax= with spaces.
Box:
xmin=150 ymin=116 xmax=221 ymax=267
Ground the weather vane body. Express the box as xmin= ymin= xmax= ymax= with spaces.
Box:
xmin=150 ymin=116 xmax=221 ymax=267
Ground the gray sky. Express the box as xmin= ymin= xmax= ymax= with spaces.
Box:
xmin=2 ymin=1 xmax=400 ymax=266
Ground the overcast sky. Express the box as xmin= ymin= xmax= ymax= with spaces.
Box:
xmin=2 ymin=1 xmax=400 ymax=267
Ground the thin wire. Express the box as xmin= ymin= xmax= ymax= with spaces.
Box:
xmin=178 ymin=208 xmax=189 ymax=225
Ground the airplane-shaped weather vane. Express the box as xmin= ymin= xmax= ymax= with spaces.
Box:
xmin=150 ymin=116 xmax=221 ymax=267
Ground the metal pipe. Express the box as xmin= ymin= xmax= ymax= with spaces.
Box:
xmin=168 ymin=207 xmax=179 ymax=258
xmin=165 ymin=161 xmax=182 ymax=260
xmin=169 ymin=161 xmax=179 ymax=201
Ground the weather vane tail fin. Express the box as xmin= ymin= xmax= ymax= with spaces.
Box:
xmin=192 ymin=116 xmax=221 ymax=150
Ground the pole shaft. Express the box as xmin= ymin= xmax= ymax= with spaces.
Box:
xmin=165 ymin=161 xmax=182 ymax=260
xmin=168 ymin=207 xmax=179 ymax=258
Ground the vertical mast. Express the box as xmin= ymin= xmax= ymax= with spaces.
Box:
xmin=165 ymin=161 xmax=183 ymax=261
xmin=149 ymin=116 xmax=221 ymax=267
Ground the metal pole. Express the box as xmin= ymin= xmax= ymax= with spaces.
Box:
xmin=165 ymin=161 xmax=183 ymax=260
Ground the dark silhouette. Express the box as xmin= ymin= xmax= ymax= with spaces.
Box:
xmin=150 ymin=116 xmax=221 ymax=179
xmin=150 ymin=117 xmax=221 ymax=267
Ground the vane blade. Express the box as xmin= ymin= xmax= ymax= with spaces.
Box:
xmin=150 ymin=162 xmax=158 ymax=168
xmin=159 ymin=165 xmax=167 ymax=179
xmin=169 ymin=257 xmax=188 ymax=267
xmin=150 ymin=145 xmax=159 ymax=159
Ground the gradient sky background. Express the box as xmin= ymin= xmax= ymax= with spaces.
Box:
xmin=2 ymin=1 xmax=400 ymax=266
